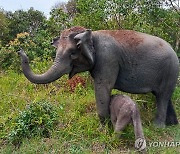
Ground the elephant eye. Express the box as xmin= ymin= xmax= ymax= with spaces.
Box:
xmin=62 ymin=36 xmax=68 ymax=39
xmin=71 ymin=51 xmax=76 ymax=55
xmin=71 ymin=52 xmax=78 ymax=59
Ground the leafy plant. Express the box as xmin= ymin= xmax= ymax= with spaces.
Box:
xmin=4 ymin=8 xmax=46 ymax=44
xmin=7 ymin=101 xmax=58 ymax=145
xmin=0 ymin=30 xmax=55 ymax=72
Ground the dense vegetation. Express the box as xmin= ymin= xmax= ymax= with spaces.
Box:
xmin=0 ymin=0 xmax=180 ymax=153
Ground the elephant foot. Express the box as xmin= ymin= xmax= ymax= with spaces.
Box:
xmin=154 ymin=119 xmax=166 ymax=128
xmin=166 ymin=101 xmax=179 ymax=126
xmin=166 ymin=115 xmax=179 ymax=126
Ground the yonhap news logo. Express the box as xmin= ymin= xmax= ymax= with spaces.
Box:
xmin=135 ymin=139 xmax=180 ymax=151
xmin=135 ymin=138 xmax=146 ymax=151
xmin=149 ymin=141 xmax=180 ymax=147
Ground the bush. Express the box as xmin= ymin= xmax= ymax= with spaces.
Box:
xmin=7 ymin=101 xmax=59 ymax=145
xmin=0 ymin=30 xmax=55 ymax=72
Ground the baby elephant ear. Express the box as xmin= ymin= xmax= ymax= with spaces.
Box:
xmin=51 ymin=36 xmax=60 ymax=48
xmin=74 ymin=30 xmax=95 ymax=66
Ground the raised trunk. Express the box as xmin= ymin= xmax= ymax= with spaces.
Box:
xmin=18 ymin=49 xmax=65 ymax=84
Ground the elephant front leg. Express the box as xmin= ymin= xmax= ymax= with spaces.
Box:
xmin=95 ymin=83 xmax=112 ymax=126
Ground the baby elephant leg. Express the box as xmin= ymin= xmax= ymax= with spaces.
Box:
xmin=110 ymin=114 xmax=116 ymax=129
xmin=114 ymin=110 xmax=132 ymax=133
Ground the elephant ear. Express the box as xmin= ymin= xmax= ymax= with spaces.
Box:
xmin=74 ymin=30 xmax=95 ymax=66
xmin=51 ymin=36 xmax=60 ymax=48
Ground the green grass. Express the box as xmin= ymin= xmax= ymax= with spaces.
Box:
xmin=0 ymin=70 xmax=180 ymax=153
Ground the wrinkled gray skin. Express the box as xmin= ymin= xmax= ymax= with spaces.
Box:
xmin=18 ymin=26 xmax=179 ymax=128
xmin=110 ymin=94 xmax=146 ymax=151
xmin=110 ymin=95 xmax=145 ymax=140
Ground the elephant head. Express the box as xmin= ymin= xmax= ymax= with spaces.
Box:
xmin=18 ymin=26 xmax=95 ymax=84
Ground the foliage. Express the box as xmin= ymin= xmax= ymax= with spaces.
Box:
xmin=47 ymin=8 xmax=71 ymax=36
xmin=0 ymin=9 xmax=9 ymax=46
xmin=73 ymin=0 xmax=108 ymax=30
xmin=73 ymin=0 xmax=180 ymax=52
xmin=0 ymin=30 xmax=55 ymax=72
xmin=0 ymin=32 xmax=30 ymax=71
xmin=29 ymin=29 xmax=56 ymax=60
xmin=4 ymin=8 xmax=46 ymax=44
xmin=7 ymin=101 xmax=58 ymax=145
xmin=0 ymin=0 xmax=179 ymax=72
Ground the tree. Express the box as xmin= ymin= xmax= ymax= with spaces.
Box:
xmin=73 ymin=0 xmax=109 ymax=30
xmin=47 ymin=1 xmax=78 ymax=36
xmin=0 ymin=9 xmax=9 ymax=47
xmin=5 ymin=8 xmax=46 ymax=43
xmin=47 ymin=7 xmax=71 ymax=36
xmin=66 ymin=0 xmax=79 ymax=19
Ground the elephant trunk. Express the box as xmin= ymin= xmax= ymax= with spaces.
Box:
xmin=18 ymin=49 xmax=65 ymax=84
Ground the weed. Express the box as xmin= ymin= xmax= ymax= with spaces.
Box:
xmin=6 ymin=101 xmax=58 ymax=146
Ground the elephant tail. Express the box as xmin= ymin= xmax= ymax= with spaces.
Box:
xmin=132 ymin=104 xmax=145 ymax=140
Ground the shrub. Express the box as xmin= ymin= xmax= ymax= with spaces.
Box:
xmin=0 ymin=32 xmax=30 ymax=72
xmin=0 ymin=30 xmax=55 ymax=72
xmin=7 ymin=101 xmax=58 ymax=145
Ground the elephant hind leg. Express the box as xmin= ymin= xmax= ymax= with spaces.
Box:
xmin=166 ymin=100 xmax=178 ymax=126
xmin=114 ymin=110 xmax=132 ymax=133
xmin=154 ymin=94 xmax=169 ymax=127
xmin=154 ymin=85 xmax=178 ymax=127
xmin=154 ymin=69 xmax=178 ymax=127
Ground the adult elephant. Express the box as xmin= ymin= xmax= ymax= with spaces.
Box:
xmin=18 ymin=26 xmax=179 ymax=127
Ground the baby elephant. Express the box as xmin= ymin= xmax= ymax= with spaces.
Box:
xmin=110 ymin=95 xmax=146 ymax=150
